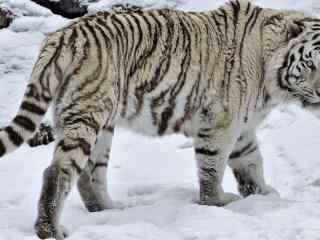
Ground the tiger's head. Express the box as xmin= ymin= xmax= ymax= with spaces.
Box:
xmin=266 ymin=18 xmax=320 ymax=106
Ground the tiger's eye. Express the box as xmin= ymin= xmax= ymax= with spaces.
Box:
xmin=307 ymin=60 xmax=314 ymax=68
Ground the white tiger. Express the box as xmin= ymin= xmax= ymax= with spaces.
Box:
xmin=1 ymin=0 xmax=320 ymax=239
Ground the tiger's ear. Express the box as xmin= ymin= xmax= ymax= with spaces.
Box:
xmin=288 ymin=20 xmax=305 ymax=39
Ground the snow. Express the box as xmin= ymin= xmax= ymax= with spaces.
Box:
xmin=0 ymin=0 xmax=320 ymax=239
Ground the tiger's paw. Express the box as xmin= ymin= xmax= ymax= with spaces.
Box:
xmin=35 ymin=220 xmax=68 ymax=240
xmin=260 ymin=185 xmax=280 ymax=197
xmin=28 ymin=123 xmax=55 ymax=147
xmin=239 ymin=183 xmax=280 ymax=198
xmin=84 ymin=194 xmax=114 ymax=212
xmin=200 ymin=192 xmax=241 ymax=207
xmin=85 ymin=200 xmax=113 ymax=212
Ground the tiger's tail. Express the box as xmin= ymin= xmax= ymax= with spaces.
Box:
xmin=0 ymin=31 xmax=64 ymax=157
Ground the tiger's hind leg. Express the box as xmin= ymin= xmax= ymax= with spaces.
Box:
xmin=77 ymin=126 xmax=114 ymax=212
xmin=228 ymin=131 xmax=278 ymax=197
xmin=34 ymin=111 xmax=105 ymax=240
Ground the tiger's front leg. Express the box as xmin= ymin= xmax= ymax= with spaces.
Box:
xmin=228 ymin=130 xmax=278 ymax=197
xmin=194 ymin=128 xmax=241 ymax=206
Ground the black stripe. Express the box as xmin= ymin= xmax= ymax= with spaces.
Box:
xmin=174 ymin=69 xmax=201 ymax=131
xmin=132 ymin=13 xmax=172 ymax=121
xmin=158 ymin=16 xmax=190 ymax=135
xmin=104 ymin=125 xmax=114 ymax=133
xmin=85 ymin=20 xmax=102 ymax=55
xmin=149 ymin=11 xmax=163 ymax=30
xmin=230 ymin=0 xmax=240 ymax=27
xmin=0 ymin=139 xmax=6 ymax=157
xmin=288 ymin=54 xmax=296 ymax=69
xmin=303 ymin=18 xmax=320 ymax=23
xmin=71 ymin=159 xmax=82 ymax=175
xmin=158 ymin=107 xmax=173 ymax=135
xmin=13 ymin=115 xmax=36 ymax=132
xmin=63 ymin=25 xmax=108 ymax=113
xmin=129 ymin=13 xmax=143 ymax=60
xmin=199 ymin=128 xmax=212 ymax=132
xmin=240 ymin=7 xmax=261 ymax=65
xmin=94 ymin=22 xmax=113 ymax=49
xmin=277 ymin=51 xmax=292 ymax=91
xmin=68 ymin=28 xmax=79 ymax=56
xmin=229 ymin=142 xmax=257 ymax=159
xmin=150 ymin=89 xmax=170 ymax=125
xmin=312 ymin=33 xmax=320 ymax=40
xmin=110 ymin=14 xmax=127 ymax=86
xmin=120 ymin=14 xmax=136 ymax=117
xmin=21 ymin=101 xmax=46 ymax=115
xmin=313 ymin=40 xmax=320 ymax=46
xmin=91 ymin=162 xmax=108 ymax=173
xmin=96 ymin=162 xmax=108 ymax=168
xmin=96 ymin=17 xmax=115 ymax=39
xmin=197 ymin=133 xmax=211 ymax=138
xmin=245 ymin=1 xmax=251 ymax=15
xmin=200 ymin=167 xmax=217 ymax=175
xmin=128 ymin=13 xmax=160 ymax=81
xmin=60 ymin=168 xmax=71 ymax=176
xmin=78 ymin=138 xmax=91 ymax=156
xmin=5 ymin=126 xmax=23 ymax=146
xmin=239 ymin=7 xmax=262 ymax=113
xmin=108 ymin=15 xmax=124 ymax=89
xmin=38 ymin=32 xmax=65 ymax=103
xmin=211 ymin=13 xmax=223 ymax=37
xmin=244 ymin=145 xmax=258 ymax=156
xmin=249 ymin=7 xmax=262 ymax=33
xmin=63 ymin=116 xmax=100 ymax=135
xmin=217 ymin=8 xmax=228 ymax=37
xmin=58 ymin=138 xmax=91 ymax=156
xmin=25 ymin=84 xmax=41 ymax=101
xmin=111 ymin=14 xmax=130 ymax=62
xmin=283 ymin=45 xmax=303 ymax=88
xmin=87 ymin=158 xmax=95 ymax=168
xmin=244 ymin=94 xmax=252 ymax=122
xmin=298 ymin=45 xmax=304 ymax=59
xmin=195 ymin=148 xmax=219 ymax=156
xmin=75 ymin=21 xmax=105 ymax=95
xmin=58 ymin=27 xmax=90 ymax=101
xmin=244 ymin=7 xmax=259 ymax=35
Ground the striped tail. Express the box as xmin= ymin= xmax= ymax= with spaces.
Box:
xmin=0 ymin=32 xmax=63 ymax=157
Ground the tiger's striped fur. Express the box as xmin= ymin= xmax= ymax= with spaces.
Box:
xmin=2 ymin=0 xmax=320 ymax=238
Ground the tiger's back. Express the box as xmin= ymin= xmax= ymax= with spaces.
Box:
xmin=53 ymin=2 xmax=281 ymax=137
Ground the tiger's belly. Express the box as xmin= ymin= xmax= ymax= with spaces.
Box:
xmin=117 ymin=93 xmax=201 ymax=138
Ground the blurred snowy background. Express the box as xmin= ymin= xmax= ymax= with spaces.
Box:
xmin=0 ymin=0 xmax=320 ymax=239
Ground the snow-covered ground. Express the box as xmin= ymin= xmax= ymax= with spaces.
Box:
xmin=0 ymin=0 xmax=320 ymax=239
